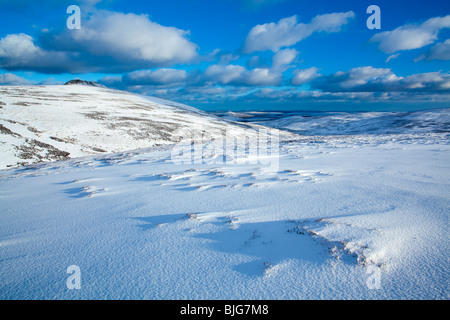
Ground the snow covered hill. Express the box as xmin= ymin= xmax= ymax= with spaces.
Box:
xmin=218 ymin=109 xmax=450 ymax=136
xmin=0 ymin=84 xmax=274 ymax=169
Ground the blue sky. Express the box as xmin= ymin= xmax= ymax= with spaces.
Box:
xmin=0 ymin=0 xmax=449 ymax=111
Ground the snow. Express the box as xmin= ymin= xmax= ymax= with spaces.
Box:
xmin=0 ymin=86 xmax=449 ymax=300
xmin=219 ymin=109 xmax=450 ymax=136
xmin=0 ymin=85 xmax=271 ymax=169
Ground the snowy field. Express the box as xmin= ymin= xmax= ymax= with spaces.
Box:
xmin=0 ymin=86 xmax=449 ymax=300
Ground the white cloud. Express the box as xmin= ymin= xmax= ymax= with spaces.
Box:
xmin=98 ymin=68 xmax=188 ymax=89
xmin=243 ymin=12 xmax=355 ymax=53
xmin=309 ymin=12 xmax=356 ymax=33
xmin=124 ymin=68 xmax=187 ymax=85
xmin=203 ymin=64 xmax=281 ymax=86
xmin=0 ymin=33 xmax=77 ymax=73
xmin=327 ymin=66 xmax=400 ymax=90
xmin=217 ymin=53 xmax=240 ymax=65
xmin=246 ymin=68 xmax=281 ymax=86
xmin=401 ymin=72 xmax=450 ymax=90
xmin=0 ymin=11 xmax=199 ymax=74
xmin=291 ymin=67 xmax=320 ymax=85
xmin=385 ymin=53 xmax=400 ymax=63
xmin=204 ymin=64 xmax=247 ymax=84
xmin=66 ymin=11 xmax=198 ymax=65
xmin=416 ymin=39 xmax=450 ymax=61
xmin=426 ymin=39 xmax=450 ymax=60
xmin=312 ymin=66 xmax=450 ymax=92
xmin=0 ymin=34 xmax=41 ymax=65
xmin=370 ymin=15 xmax=450 ymax=54
xmin=272 ymin=48 xmax=298 ymax=69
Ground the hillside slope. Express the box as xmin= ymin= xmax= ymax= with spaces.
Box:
xmin=0 ymin=84 xmax=270 ymax=169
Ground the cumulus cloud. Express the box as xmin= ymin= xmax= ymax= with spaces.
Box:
xmin=203 ymin=64 xmax=281 ymax=86
xmin=400 ymin=72 xmax=450 ymax=91
xmin=98 ymin=68 xmax=189 ymax=90
xmin=272 ymin=48 xmax=298 ymax=69
xmin=203 ymin=64 xmax=247 ymax=84
xmin=102 ymin=59 xmax=285 ymax=90
xmin=123 ymin=69 xmax=188 ymax=85
xmin=64 ymin=11 xmax=198 ymax=65
xmin=291 ymin=67 xmax=320 ymax=85
xmin=415 ymin=39 xmax=450 ymax=61
xmin=243 ymin=12 xmax=355 ymax=53
xmin=0 ymin=10 xmax=199 ymax=74
xmin=203 ymin=49 xmax=299 ymax=86
xmin=0 ymin=33 xmax=80 ymax=73
xmin=312 ymin=66 xmax=450 ymax=92
xmin=370 ymin=15 xmax=450 ymax=54
xmin=245 ymin=68 xmax=282 ymax=86
xmin=0 ymin=34 xmax=40 ymax=64
xmin=313 ymin=66 xmax=400 ymax=91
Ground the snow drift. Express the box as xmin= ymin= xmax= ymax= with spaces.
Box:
xmin=0 ymin=84 xmax=448 ymax=300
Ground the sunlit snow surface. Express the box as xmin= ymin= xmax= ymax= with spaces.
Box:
xmin=0 ymin=87 xmax=449 ymax=299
